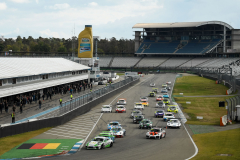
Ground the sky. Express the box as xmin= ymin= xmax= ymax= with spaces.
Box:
xmin=0 ymin=0 xmax=240 ymax=40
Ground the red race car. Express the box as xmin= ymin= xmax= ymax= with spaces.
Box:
xmin=156 ymin=95 xmax=164 ymax=101
xmin=115 ymin=105 xmax=126 ymax=113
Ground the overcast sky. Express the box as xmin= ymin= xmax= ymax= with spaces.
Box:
xmin=0 ymin=0 xmax=239 ymax=40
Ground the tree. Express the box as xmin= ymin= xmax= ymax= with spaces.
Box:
xmin=58 ymin=46 xmax=67 ymax=52
xmin=0 ymin=43 xmax=4 ymax=51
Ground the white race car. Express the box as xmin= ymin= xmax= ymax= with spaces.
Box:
xmin=117 ymin=99 xmax=127 ymax=105
xmin=167 ymin=119 xmax=181 ymax=128
xmin=163 ymin=112 xmax=175 ymax=121
xmin=111 ymin=126 xmax=126 ymax=138
xmin=130 ymin=110 xmax=142 ymax=118
xmin=166 ymin=81 xmax=171 ymax=85
xmin=150 ymin=83 xmax=155 ymax=87
xmin=156 ymin=101 xmax=165 ymax=108
xmin=140 ymin=97 xmax=148 ymax=102
xmin=85 ymin=136 xmax=113 ymax=149
xmin=134 ymin=102 xmax=144 ymax=110
xmin=146 ymin=127 xmax=166 ymax=139
xmin=115 ymin=105 xmax=126 ymax=113
xmin=101 ymin=105 xmax=112 ymax=113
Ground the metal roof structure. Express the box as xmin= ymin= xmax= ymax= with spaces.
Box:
xmin=0 ymin=58 xmax=90 ymax=79
xmin=132 ymin=21 xmax=234 ymax=30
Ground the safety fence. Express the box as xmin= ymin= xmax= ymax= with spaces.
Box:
xmin=226 ymin=95 xmax=240 ymax=122
xmin=0 ymin=76 xmax=140 ymax=138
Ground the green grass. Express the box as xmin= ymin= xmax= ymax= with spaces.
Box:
xmin=192 ymin=128 xmax=240 ymax=160
xmin=0 ymin=139 xmax=82 ymax=159
xmin=175 ymin=96 xmax=234 ymax=125
xmin=173 ymin=76 xmax=229 ymax=96
xmin=117 ymin=73 xmax=125 ymax=76
xmin=0 ymin=127 xmax=52 ymax=156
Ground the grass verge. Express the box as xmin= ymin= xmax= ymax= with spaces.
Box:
xmin=0 ymin=127 xmax=52 ymax=156
xmin=175 ymin=96 xmax=234 ymax=125
xmin=173 ymin=76 xmax=229 ymax=96
xmin=192 ymin=128 xmax=240 ymax=160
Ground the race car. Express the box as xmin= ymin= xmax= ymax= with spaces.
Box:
xmin=166 ymin=86 xmax=171 ymax=90
xmin=156 ymin=95 xmax=164 ymax=101
xmin=117 ymin=99 xmax=127 ymax=105
xmin=140 ymin=97 xmax=148 ymax=102
xmin=154 ymin=109 xmax=165 ymax=118
xmin=156 ymin=101 xmax=165 ymax=108
xmin=162 ymin=84 xmax=167 ymax=87
xmin=150 ymin=83 xmax=155 ymax=87
xmin=146 ymin=127 xmax=166 ymax=139
xmin=98 ymin=131 xmax=115 ymax=142
xmin=141 ymin=101 xmax=149 ymax=107
xmin=139 ymin=119 xmax=153 ymax=129
xmin=101 ymin=105 xmax=112 ymax=113
xmin=161 ymin=88 xmax=168 ymax=93
xmin=163 ymin=93 xmax=169 ymax=98
xmin=163 ymin=112 xmax=175 ymax=121
xmin=167 ymin=119 xmax=181 ymax=128
xmin=133 ymin=114 xmax=144 ymax=123
xmin=166 ymin=81 xmax=171 ymax=85
xmin=115 ymin=105 xmax=126 ymax=113
xmin=149 ymin=92 xmax=156 ymax=97
xmin=107 ymin=121 xmax=121 ymax=130
xmin=85 ymin=136 xmax=113 ymax=149
xmin=152 ymin=88 xmax=159 ymax=93
xmin=111 ymin=126 xmax=126 ymax=138
xmin=134 ymin=102 xmax=144 ymax=110
xmin=163 ymin=98 xmax=170 ymax=104
xmin=167 ymin=106 xmax=178 ymax=113
xmin=130 ymin=110 xmax=142 ymax=118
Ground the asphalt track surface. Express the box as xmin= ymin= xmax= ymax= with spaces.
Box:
xmin=48 ymin=74 xmax=195 ymax=160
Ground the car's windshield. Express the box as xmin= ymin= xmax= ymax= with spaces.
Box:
xmin=117 ymin=106 xmax=124 ymax=108
xmin=136 ymin=104 xmax=142 ymax=106
xmin=151 ymin=129 xmax=160 ymax=132
xmin=136 ymin=116 xmax=143 ymax=118
xmin=157 ymin=110 xmax=163 ymax=113
xmin=103 ymin=106 xmax=109 ymax=108
xmin=170 ymin=107 xmax=176 ymax=110
xmin=165 ymin=114 xmax=173 ymax=116
xmin=109 ymin=122 xmax=118 ymax=125
xmin=163 ymin=99 xmax=168 ymax=101
xmin=111 ymin=128 xmax=121 ymax=131
xmin=158 ymin=101 xmax=163 ymax=104
xmin=143 ymin=121 xmax=149 ymax=124
xmin=119 ymin=100 xmax=125 ymax=103
xmin=170 ymin=120 xmax=178 ymax=123
xmin=94 ymin=138 xmax=104 ymax=142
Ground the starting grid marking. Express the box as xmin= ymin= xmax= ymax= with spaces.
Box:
xmin=43 ymin=109 xmax=101 ymax=139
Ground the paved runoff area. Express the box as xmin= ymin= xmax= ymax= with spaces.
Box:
xmin=1 ymin=74 xmax=196 ymax=160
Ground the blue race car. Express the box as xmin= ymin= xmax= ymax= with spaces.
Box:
xmin=154 ymin=109 xmax=165 ymax=118
xmin=163 ymin=93 xmax=169 ymax=98
xmin=107 ymin=121 xmax=121 ymax=130
xmin=110 ymin=126 xmax=126 ymax=138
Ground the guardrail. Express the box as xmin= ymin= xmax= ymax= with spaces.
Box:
xmin=0 ymin=76 xmax=140 ymax=138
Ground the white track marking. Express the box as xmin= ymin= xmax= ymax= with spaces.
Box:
xmin=79 ymin=75 xmax=154 ymax=151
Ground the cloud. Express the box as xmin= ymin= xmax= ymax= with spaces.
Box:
xmin=0 ymin=2 xmax=7 ymax=10
xmin=89 ymin=2 xmax=98 ymax=6
xmin=40 ymin=29 xmax=60 ymax=38
xmin=8 ymin=0 xmax=30 ymax=3
xmin=46 ymin=3 xmax=70 ymax=10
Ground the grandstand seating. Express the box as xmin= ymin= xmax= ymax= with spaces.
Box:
xmin=159 ymin=57 xmax=192 ymax=67
xmin=137 ymin=57 xmax=169 ymax=67
xmin=179 ymin=58 xmax=211 ymax=68
xmin=99 ymin=57 xmax=112 ymax=67
xmin=111 ymin=57 xmax=141 ymax=67
xmin=176 ymin=39 xmax=222 ymax=54
xmin=197 ymin=58 xmax=239 ymax=68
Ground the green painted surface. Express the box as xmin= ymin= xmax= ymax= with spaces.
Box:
xmin=0 ymin=139 xmax=82 ymax=159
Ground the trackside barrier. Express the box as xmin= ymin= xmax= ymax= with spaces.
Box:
xmin=226 ymin=87 xmax=233 ymax=95
xmin=220 ymin=115 xmax=227 ymax=126
xmin=0 ymin=77 xmax=140 ymax=138
xmin=172 ymin=102 xmax=187 ymax=124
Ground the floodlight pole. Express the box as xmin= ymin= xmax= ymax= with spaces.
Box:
xmin=95 ymin=38 xmax=98 ymax=57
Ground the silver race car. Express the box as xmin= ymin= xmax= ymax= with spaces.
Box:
xmin=146 ymin=127 xmax=166 ymax=139
xmin=167 ymin=119 xmax=181 ymax=128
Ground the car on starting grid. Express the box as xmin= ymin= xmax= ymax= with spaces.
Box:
xmin=85 ymin=136 xmax=113 ymax=150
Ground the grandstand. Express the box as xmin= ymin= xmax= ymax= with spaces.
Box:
xmin=133 ymin=21 xmax=240 ymax=55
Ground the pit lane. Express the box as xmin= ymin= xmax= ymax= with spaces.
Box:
xmin=49 ymin=74 xmax=195 ymax=160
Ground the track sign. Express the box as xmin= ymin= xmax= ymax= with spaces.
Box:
xmin=219 ymin=101 xmax=225 ymax=107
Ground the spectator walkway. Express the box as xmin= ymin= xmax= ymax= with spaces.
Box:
xmin=0 ymin=76 xmax=124 ymax=125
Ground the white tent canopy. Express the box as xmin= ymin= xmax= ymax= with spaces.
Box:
xmin=0 ymin=58 xmax=90 ymax=79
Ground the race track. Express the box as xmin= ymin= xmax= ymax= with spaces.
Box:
xmin=47 ymin=74 xmax=195 ymax=160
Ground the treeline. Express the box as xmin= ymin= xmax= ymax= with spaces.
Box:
xmin=0 ymin=36 xmax=135 ymax=54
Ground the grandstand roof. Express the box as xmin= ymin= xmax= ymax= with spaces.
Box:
xmin=0 ymin=58 xmax=90 ymax=79
xmin=132 ymin=21 xmax=233 ymax=30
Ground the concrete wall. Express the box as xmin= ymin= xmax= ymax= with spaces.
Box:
xmin=135 ymin=31 xmax=141 ymax=52
xmin=232 ymin=29 xmax=240 ymax=50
